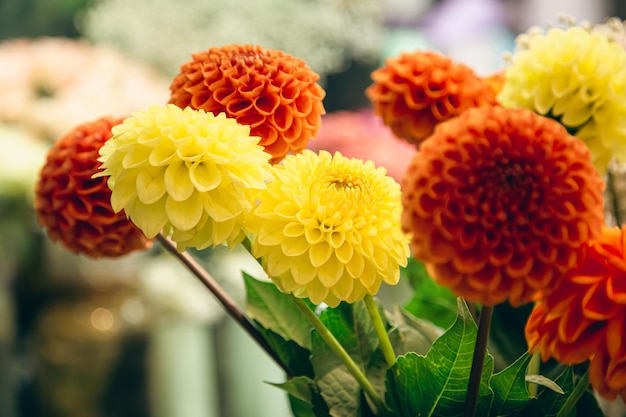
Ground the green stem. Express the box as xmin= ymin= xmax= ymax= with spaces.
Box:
xmin=289 ymin=295 xmax=390 ymax=416
xmin=556 ymin=369 xmax=589 ymax=417
xmin=527 ymin=351 xmax=541 ymax=398
xmin=156 ymin=234 xmax=291 ymax=376
xmin=364 ymin=294 xmax=396 ymax=367
xmin=463 ymin=305 xmax=494 ymax=417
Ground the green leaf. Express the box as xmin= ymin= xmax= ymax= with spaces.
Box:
xmin=273 ymin=376 xmax=331 ymax=417
xmin=272 ymin=376 xmax=316 ymax=403
xmin=525 ymin=375 xmax=565 ymax=395
xmin=255 ymin=323 xmax=314 ymax=377
xmin=243 ymin=272 xmax=313 ymax=349
xmin=490 ymin=352 xmax=532 ymax=417
xmin=310 ymin=302 xmax=389 ymax=417
xmin=536 ymin=366 xmax=575 ymax=417
xmin=385 ymin=298 xmax=495 ymax=417
xmin=389 ymin=307 xmax=443 ymax=356
xmin=403 ymin=258 xmax=457 ymax=329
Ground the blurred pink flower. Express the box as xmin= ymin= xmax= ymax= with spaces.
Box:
xmin=308 ymin=109 xmax=416 ymax=183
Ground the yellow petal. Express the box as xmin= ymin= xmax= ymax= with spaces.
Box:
xmin=164 ymin=162 xmax=195 ymax=202
xmin=136 ymin=169 xmax=166 ymax=204
xmin=129 ymin=199 xmax=168 ymax=238
xmin=189 ymin=161 xmax=222 ymax=192
xmin=165 ymin=193 xmax=203 ymax=231
xmin=309 ymin=241 xmax=332 ymax=267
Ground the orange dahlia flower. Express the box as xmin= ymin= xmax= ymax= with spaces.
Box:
xmin=168 ymin=44 xmax=326 ymax=164
xmin=525 ymin=226 xmax=626 ymax=401
xmin=35 ymin=117 xmax=152 ymax=258
xmin=366 ymin=50 xmax=498 ymax=146
xmin=402 ymin=106 xmax=605 ymax=306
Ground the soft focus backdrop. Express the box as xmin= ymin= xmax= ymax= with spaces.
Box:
xmin=0 ymin=0 xmax=621 ymax=416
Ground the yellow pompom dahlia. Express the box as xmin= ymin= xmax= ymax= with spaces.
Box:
xmin=499 ymin=26 xmax=626 ymax=174
xmin=96 ymin=104 xmax=272 ymax=250
xmin=247 ymin=150 xmax=410 ymax=307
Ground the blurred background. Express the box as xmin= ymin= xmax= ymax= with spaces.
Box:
xmin=0 ymin=0 xmax=622 ymax=416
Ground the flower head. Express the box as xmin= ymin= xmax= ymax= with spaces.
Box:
xmin=246 ymin=150 xmax=410 ymax=307
xmin=525 ymin=226 xmax=626 ymax=401
xmin=168 ymin=44 xmax=326 ymax=164
xmin=35 ymin=117 xmax=152 ymax=258
xmin=96 ymin=104 xmax=272 ymax=251
xmin=499 ymin=25 xmax=626 ymax=174
xmin=366 ymin=50 xmax=498 ymax=146
xmin=401 ymin=106 xmax=605 ymax=306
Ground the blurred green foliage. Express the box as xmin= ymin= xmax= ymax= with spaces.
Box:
xmin=0 ymin=0 xmax=89 ymax=39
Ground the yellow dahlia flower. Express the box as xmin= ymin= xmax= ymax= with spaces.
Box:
xmin=247 ymin=150 xmax=410 ymax=307
xmin=96 ymin=104 xmax=272 ymax=250
xmin=499 ymin=25 xmax=626 ymax=174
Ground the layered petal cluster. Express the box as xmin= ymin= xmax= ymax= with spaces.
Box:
xmin=499 ymin=26 xmax=626 ymax=174
xmin=35 ymin=117 xmax=151 ymax=258
xmin=169 ymin=44 xmax=326 ymax=164
xmin=366 ymin=50 xmax=498 ymax=146
xmin=525 ymin=226 xmax=626 ymax=401
xmin=247 ymin=150 xmax=410 ymax=307
xmin=401 ymin=106 xmax=605 ymax=306
xmin=96 ymin=104 xmax=272 ymax=251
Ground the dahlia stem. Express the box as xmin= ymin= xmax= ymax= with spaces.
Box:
xmin=527 ymin=351 xmax=541 ymax=397
xmin=364 ymin=294 xmax=396 ymax=367
xmin=463 ymin=305 xmax=494 ymax=417
xmin=555 ymin=369 xmax=589 ymax=417
xmin=289 ymin=295 xmax=390 ymax=416
xmin=156 ymin=234 xmax=290 ymax=376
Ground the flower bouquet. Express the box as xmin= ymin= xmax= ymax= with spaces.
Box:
xmin=33 ymin=18 xmax=626 ymax=417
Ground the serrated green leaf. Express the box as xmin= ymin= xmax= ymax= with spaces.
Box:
xmin=310 ymin=302 xmax=389 ymax=417
xmin=385 ymin=298 xmax=494 ymax=417
xmin=490 ymin=352 xmax=532 ymax=417
xmin=243 ymin=272 xmax=312 ymax=349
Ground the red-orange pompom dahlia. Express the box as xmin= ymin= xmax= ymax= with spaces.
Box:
xmin=401 ymin=106 xmax=605 ymax=306
xmin=366 ymin=51 xmax=498 ymax=146
xmin=169 ymin=44 xmax=326 ymax=164
xmin=525 ymin=226 xmax=626 ymax=401
xmin=35 ymin=117 xmax=152 ymax=258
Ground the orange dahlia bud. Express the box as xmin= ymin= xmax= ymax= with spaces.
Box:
xmin=525 ymin=226 xmax=626 ymax=401
xmin=366 ymin=50 xmax=498 ymax=146
xmin=402 ymin=106 xmax=605 ymax=306
xmin=168 ymin=44 xmax=326 ymax=164
xmin=35 ymin=117 xmax=152 ymax=258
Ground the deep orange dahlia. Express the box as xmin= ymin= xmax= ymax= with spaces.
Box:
xmin=168 ymin=44 xmax=326 ymax=164
xmin=35 ymin=117 xmax=152 ymax=258
xmin=366 ymin=50 xmax=498 ymax=146
xmin=525 ymin=226 xmax=626 ymax=401
xmin=402 ymin=106 xmax=605 ymax=306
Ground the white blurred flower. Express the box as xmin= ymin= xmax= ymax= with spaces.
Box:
xmin=138 ymin=255 xmax=224 ymax=325
xmin=79 ymin=0 xmax=385 ymax=78
xmin=0 ymin=37 xmax=170 ymax=142
xmin=0 ymin=124 xmax=48 ymax=196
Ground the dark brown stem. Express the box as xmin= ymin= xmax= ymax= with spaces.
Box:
xmin=463 ymin=305 xmax=494 ymax=417
xmin=156 ymin=234 xmax=290 ymax=376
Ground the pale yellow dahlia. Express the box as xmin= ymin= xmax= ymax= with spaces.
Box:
xmin=247 ymin=150 xmax=410 ymax=307
xmin=96 ymin=104 xmax=272 ymax=250
xmin=499 ymin=26 xmax=626 ymax=174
